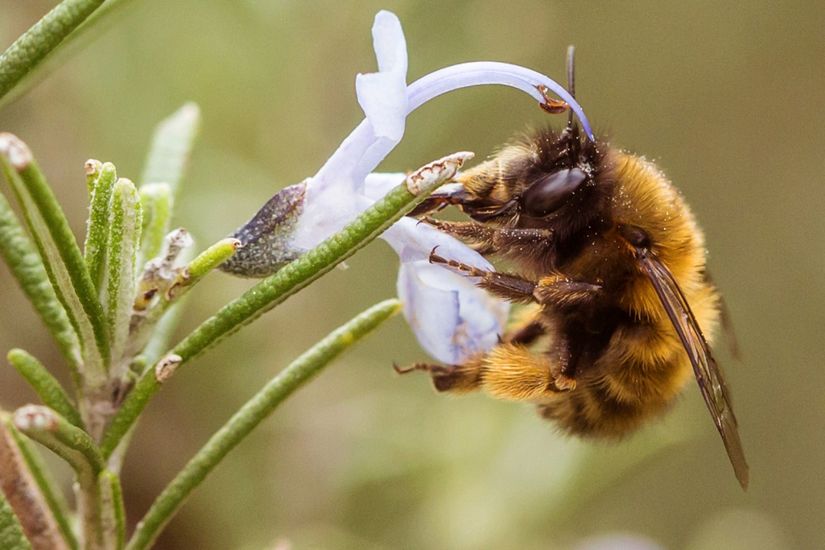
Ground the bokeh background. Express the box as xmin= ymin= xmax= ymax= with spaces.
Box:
xmin=1 ymin=1 xmax=823 ymax=548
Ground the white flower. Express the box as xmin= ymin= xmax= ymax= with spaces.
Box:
xmin=223 ymin=10 xmax=594 ymax=365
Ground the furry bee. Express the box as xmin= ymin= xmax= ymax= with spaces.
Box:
xmin=400 ymin=48 xmax=748 ymax=488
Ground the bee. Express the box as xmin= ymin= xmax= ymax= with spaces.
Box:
xmin=400 ymin=47 xmax=749 ymax=488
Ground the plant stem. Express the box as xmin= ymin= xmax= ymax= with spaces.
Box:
xmin=126 ymin=299 xmax=401 ymax=550
xmin=99 ymin=154 xmax=465 ymax=457
xmin=99 ymin=471 xmax=125 ymax=550
xmin=7 ymin=349 xmax=83 ymax=428
xmin=0 ymin=0 xmax=106 ymax=102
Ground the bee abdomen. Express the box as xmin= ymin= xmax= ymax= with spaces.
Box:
xmin=538 ymin=357 xmax=689 ymax=438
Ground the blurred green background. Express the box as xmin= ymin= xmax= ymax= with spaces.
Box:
xmin=1 ymin=1 xmax=823 ymax=548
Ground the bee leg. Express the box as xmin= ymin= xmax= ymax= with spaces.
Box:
xmin=408 ymin=186 xmax=471 ymax=217
xmin=429 ymin=247 xmax=538 ymax=303
xmin=394 ymin=362 xmax=483 ymax=394
xmin=547 ymin=337 xmax=577 ymax=391
xmin=421 ymin=217 xmax=554 ymax=256
xmin=533 ymin=274 xmax=602 ymax=308
xmin=506 ymin=319 xmax=546 ymax=346
xmin=478 ymin=343 xmax=572 ymax=400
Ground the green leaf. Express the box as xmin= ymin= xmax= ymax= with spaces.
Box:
xmin=125 ymin=299 xmax=401 ymax=550
xmin=0 ymin=0 xmax=140 ymax=109
xmin=13 ymin=406 xmax=103 ymax=487
xmin=100 ymin=152 xmax=470 ymax=457
xmin=104 ymin=178 xmax=142 ymax=367
xmin=0 ymin=133 xmax=109 ymax=383
xmin=140 ymin=103 xmax=201 ymax=197
xmin=84 ymin=162 xmax=117 ymax=292
xmin=0 ymin=187 xmax=81 ymax=379
xmin=137 ymin=182 xmax=172 ymax=269
xmin=0 ymin=491 xmax=31 ymax=550
xmin=0 ymin=0 xmax=107 ymax=103
xmin=7 ymin=349 xmax=83 ymax=428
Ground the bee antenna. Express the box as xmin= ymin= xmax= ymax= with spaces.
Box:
xmin=565 ymin=45 xmax=582 ymax=160
xmin=566 ymin=45 xmax=577 ymax=131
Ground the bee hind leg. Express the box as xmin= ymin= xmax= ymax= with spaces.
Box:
xmin=394 ymin=361 xmax=483 ymax=394
xmin=479 ymin=343 xmax=573 ymax=400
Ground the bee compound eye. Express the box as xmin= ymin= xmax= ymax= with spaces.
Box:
xmin=620 ymin=225 xmax=651 ymax=249
xmin=521 ymin=167 xmax=587 ymax=217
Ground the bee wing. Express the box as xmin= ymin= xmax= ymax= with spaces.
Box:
xmin=639 ymin=254 xmax=749 ymax=489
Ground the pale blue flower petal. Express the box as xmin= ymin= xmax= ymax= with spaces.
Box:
xmin=384 ymin=217 xmax=509 ymax=364
xmin=371 ymin=10 xmax=407 ymax=75
xmin=356 ymin=11 xmax=408 ymax=141
xmin=382 ymin=217 xmax=490 ymax=268
xmin=361 ymin=171 xmax=404 ymax=200
xmin=397 ymin=261 xmax=507 ymax=364
xmin=356 ymin=72 xmax=408 ymax=141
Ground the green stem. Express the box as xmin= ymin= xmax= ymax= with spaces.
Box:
xmin=7 ymin=349 xmax=83 ymax=429
xmin=99 ymin=152 xmax=467 ymax=458
xmin=126 ymin=299 xmax=401 ymax=550
xmin=99 ymin=471 xmax=125 ymax=550
xmin=0 ymin=0 xmax=106 ymax=102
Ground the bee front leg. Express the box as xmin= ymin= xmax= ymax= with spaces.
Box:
xmin=533 ymin=274 xmax=602 ymax=309
xmin=421 ymin=217 xmax=554 ymax=256
xmin=428 ymin=248 xmax=538 ymax=304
